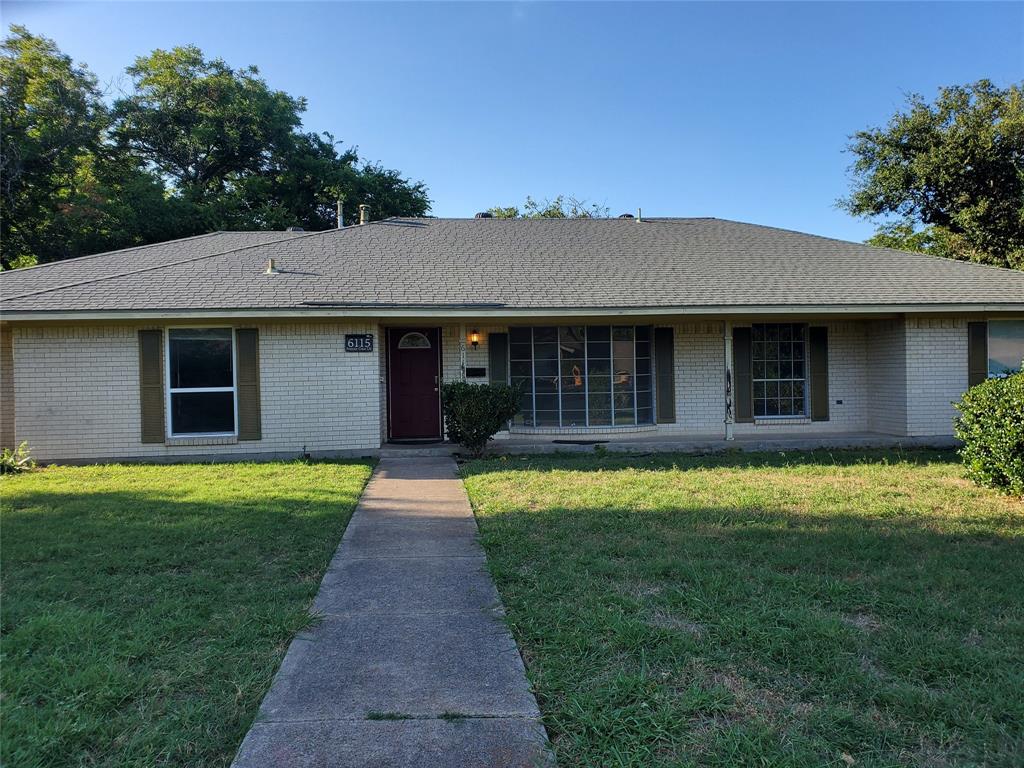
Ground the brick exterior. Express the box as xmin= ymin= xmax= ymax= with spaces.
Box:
xmin=866 ymin=320 xmax=907 ymax=435
xmin=7 ymin=315 xmax=1001 ymax=460
xmin=12 ymin=322 xmax=381 ymax=461
xmin=0 ymin=326 xmax=14 ymax=450
xmin=904 ymin=317 xmax=970 ymax=437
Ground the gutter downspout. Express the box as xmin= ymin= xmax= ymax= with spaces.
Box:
xmin=724 ymin=319 xmax=735 ymax=441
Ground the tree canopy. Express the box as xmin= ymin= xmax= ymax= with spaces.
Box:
xmin=0 ymin=27 xmax=430 ymax=268
xmin=842 ymin=80 xmax=1024 ymax=270
xmin=488 ymin=195 xmax=610 ymax=219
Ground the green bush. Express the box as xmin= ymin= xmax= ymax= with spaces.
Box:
xmin=954 ymin=372 xmax=1024 ymax=495
xmin=0 ymin=441 xmax=35 ymax=474
xmin=441 ymin=381 xmax=521 ymax=457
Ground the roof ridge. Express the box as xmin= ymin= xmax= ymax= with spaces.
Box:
xmin=0 ymin=228 xmax=341 ymax=302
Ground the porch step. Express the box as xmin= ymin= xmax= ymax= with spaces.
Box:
xmin=379 ymin=443 xmax=457 ymax=458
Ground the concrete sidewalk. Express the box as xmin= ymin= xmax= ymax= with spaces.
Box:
xmin=232 ymin=458 xmax=551 ymax=768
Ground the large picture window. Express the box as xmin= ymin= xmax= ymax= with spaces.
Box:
xmin=989 ymin=319 xmax=1024 ymax=377
xmin=167 ymin=328 xmax=236 ymax=435
xmin=752 ymin=323 xmax=807 ymax=417
xmin=509 ymin=326 xmax=652 ymax=427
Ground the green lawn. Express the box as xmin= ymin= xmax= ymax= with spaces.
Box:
xmin=1 ymin=460 xmax=373 ymax=768
xmin=461 ymin=450 xmax=1024 ymax=768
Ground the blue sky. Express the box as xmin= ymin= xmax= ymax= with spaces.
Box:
xmin=4 ymin=1 xmax=1021 ymax=241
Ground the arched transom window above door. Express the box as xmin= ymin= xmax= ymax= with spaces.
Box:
xmin=396 ymin=332 xmax=432 ymax=349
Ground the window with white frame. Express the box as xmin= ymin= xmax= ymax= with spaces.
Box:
xmin=167 ymin=328 xmax=236 ymax=435
xmin=752 ymin=323 xmax=807 ymax=417
xmin=988 ymin=319 xmax=1024 ymax=377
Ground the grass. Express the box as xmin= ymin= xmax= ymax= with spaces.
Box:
xmin=1 ymin=459 xmax=373 ymax=768
xmin=461 ymin=449 xmax=1024 ymax=768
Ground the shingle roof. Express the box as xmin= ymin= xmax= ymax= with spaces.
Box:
xmin=2 ymin=217 xmax=1023 ymax=316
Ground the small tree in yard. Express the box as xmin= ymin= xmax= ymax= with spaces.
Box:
xmin=441 ymin=381 xmax=521 ymax=458
xmin=954 ymin=372 xmax=1024 ymax=496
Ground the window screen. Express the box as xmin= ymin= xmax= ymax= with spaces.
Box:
xmin=167 ymin=328 xmax=236 ymax=435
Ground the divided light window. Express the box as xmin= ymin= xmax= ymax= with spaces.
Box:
xmin=509 ymin=326 xmax=652 ymax=427
xmin=752 ymin=323 xmax=807 ymax=417
xmin=167 ymin=328 xmax=237 ymax=436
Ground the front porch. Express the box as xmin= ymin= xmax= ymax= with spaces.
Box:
xmin=382 ymin=315 xmax=972 ymax=448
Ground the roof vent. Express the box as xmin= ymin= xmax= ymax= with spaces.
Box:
xmin=618 ymin=213 xmax=634 ymax=219
xmin=264 ymin=258 xmax=280 ymax=275
xmin=359 ymin=204 xmax=370 ymax=225
xmin=285 ymin=226 xmax=304 ymax=232
xmin=474 ymin=211 xmax=494 ymax=218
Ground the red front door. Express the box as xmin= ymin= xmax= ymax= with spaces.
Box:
xmin=387 ymin=328 xmax=442 ymax=440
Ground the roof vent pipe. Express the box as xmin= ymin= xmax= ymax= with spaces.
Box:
xmin=336 ymin=198 xmax=343 ymax=229
xmin=359 ymin=204 xmax=370 ymax=225
xmin=264 ymin=258 xmax=279 ymax=275
xmin=636 ymin=208 xmax=642 ymax=223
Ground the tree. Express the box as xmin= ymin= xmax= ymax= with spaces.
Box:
xmin=112 ymin=46 xmax=303 ymax=200
xmin=112 ymin=46 xmax=430 ymax=231
xmin=1 ymin=28 xmax=431 ymax=268
xmin=842 ymin=80 xmax=1024 ymax=270
xmin=488 ymin=194 xmax=610 ymax=219
xmin=1 ymin=26 xmax=108 ymax=267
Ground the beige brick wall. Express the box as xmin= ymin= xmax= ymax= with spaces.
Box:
xmin=904 ymin=317 xmax=969 ymax=436
xmin=670 ymin=321 xmax=725 ymax=433
xmin=866 ymin=320 xmax=907 ymax=435
xmin=12 ymin=322 xmax=382 ymax=461
xmin=659 ymin=320 xmax=871 ymax=436
xmin=10 ymin=315 xmax=982 ymax=460
xmin=441 ymin=324 xmax=506 ymax=382
xmin=0 ymin=326 xmax=15 ymax=449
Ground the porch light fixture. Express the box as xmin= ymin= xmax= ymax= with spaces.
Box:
xmin=469 ymin=329 xmax=480 ymax=349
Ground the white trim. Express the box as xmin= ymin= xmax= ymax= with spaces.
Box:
xmin=5 ymin=303 xmax=1024 ymax=323
xmin=164 ymin=326 xmax=238 ymax=439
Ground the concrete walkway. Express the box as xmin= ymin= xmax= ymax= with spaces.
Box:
xmin=232 ymin=458 xmax=551 ymax=768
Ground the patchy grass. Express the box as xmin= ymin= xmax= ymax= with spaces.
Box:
xmin=1 ymin=460 xmax=373 ymax=768
xmin=461 ymin=449 xmax=1024 ymax=768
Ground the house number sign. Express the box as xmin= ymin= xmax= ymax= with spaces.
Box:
xmin=344 ymin=334 xmax=374 ymax=352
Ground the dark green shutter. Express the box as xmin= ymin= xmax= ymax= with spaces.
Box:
xmin=236 ymin=328 xmax=262 ymax=440
xmin=967 ymin=322 xmax=988 ymax=387
xmin=733 ymin=327 xmax=753 ymax=423
xmin=654 ymin=327 xmax=676 ymax=423
xmin=138 ymin=330 xmax=165 ymax=443
xmin=488 ymin=332 xmax=508 ymax=384
xmin=809 ymin=326 xmax=829 ymax=421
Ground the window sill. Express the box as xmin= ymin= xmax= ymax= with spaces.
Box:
xmin=510 ymin=424 xmax=658 ymax=436
xmin=165 ymin=435 xmax=239 ymax=447
xmin=753 ymin=417 xmax=812 ymax=427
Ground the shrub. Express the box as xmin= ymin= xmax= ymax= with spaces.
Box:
xmin=441 ymin=381 xmax=521 ymax=457
xmin=954 ymin=372 xmax=1024 ymax=496
xmin=0 ymin=441 xmax=35 ymax=474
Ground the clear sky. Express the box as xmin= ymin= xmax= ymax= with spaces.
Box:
xmin=3 ymin=1 xmax=1021 ymax=241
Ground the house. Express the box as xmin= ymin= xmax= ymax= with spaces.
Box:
xmin=1 ymin=215 xmax=1022 ymax=462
